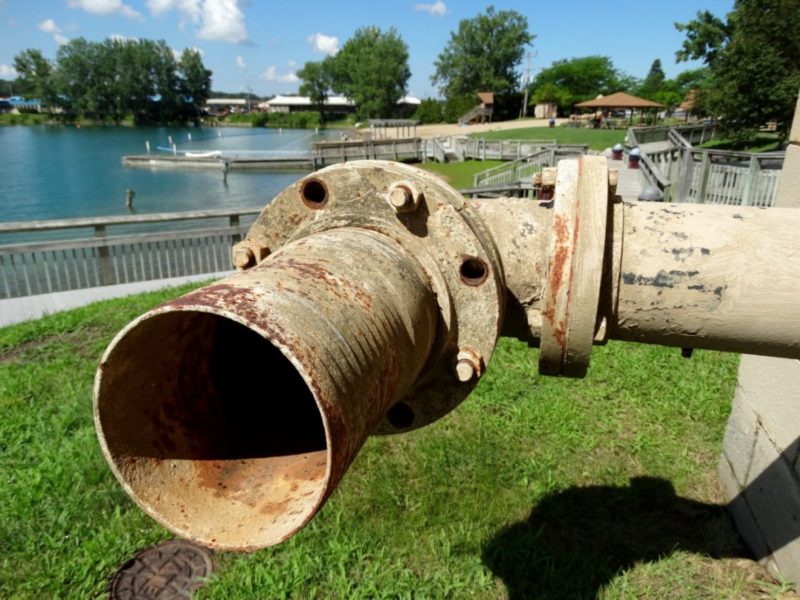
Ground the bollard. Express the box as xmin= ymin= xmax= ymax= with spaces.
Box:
xmin=95 ymin=159 xmax=800 ymax=551
xmin=612 ymin=143 xmax=623 ymax=160
xmin=628 ymin=146 xmax=641 ymax=169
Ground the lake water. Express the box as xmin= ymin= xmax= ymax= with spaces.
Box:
xmin=0 ymin=125 xmax=340 ymax=223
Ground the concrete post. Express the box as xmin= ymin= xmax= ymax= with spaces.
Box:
xmin=718 ymin=89 xmax=800 ymax=588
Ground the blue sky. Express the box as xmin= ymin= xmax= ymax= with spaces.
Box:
xmin=0 ymin=0 xmax=735 ymax=98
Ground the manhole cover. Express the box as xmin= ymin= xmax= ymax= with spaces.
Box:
xmin=109 ymin=539 xmax=214 ymax=600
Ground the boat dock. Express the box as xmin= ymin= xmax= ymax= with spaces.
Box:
xmin=122 ymin=138 xmax=425 ymax=172
xmin=122 ymin=153 xmax=315 ymax=171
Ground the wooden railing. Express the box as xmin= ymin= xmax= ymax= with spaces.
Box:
xmin=633 ymin=146 xmax=783 ymax=206
xmin=311 ymin=138 xmax=421 ymax=167
xmin=472 ymin=145 xmax=589 ymax=188
xmin=463 ymin=138 xmax=563 ymax=161
xmin=458 ymin=105 xmax=493 ymax=125
xmin=678 ymin=150 xmax=783 ymax=207
xmin=0 ymin=208 xmax=260 ymax=299
xmin=626 ymin=123 xmax=716 ymax=149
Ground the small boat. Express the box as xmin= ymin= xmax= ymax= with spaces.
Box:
xmin=184 ymin=150 xmax=223 ymax=158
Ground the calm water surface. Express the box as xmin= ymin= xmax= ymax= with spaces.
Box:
xmin=0 ymin=125 xmax=339 ymax=223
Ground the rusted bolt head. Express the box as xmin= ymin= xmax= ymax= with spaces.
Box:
xmin=388 ymin=181 xmax=422 ymax=213
xmin=232 ymin=244 xmax=255 ymax=270
xmin=454 ymin=349 xmax=482 ymax=383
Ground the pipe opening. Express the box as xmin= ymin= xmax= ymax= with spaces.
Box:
xmin=459 ymin=256 xmax=489 ymax=286
xmin=386 ymin=402 xmax=415 ymax=429
xmin=96 ymin=310 xmax=328 ymax=549
xmin=300 ymin=178 xmax=328 ymax=209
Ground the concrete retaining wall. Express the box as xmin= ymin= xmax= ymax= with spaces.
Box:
xmin=718 ymin=90 xmax=800 ymax=586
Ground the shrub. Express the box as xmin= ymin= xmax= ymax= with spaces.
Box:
xmin=414 ymin=98 xmax=444 ymax=124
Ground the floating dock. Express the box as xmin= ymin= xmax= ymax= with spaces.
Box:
xmin=122 ymin=138 xmax=425 ymax=172
xmin=122 ymin=154 xmax=315 ymax=171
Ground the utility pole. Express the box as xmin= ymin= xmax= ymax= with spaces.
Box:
xmin=521 ymin=50 xmax=536 ymax=118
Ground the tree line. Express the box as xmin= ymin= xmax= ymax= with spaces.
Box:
xmin=12 ymin=38 xmax=211 ymax=124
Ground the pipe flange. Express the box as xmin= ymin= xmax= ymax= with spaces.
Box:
xmin=539 ymin=157 xmax=609 ymax=377
xmin=241 ymin=161 xmax=505 ymax=432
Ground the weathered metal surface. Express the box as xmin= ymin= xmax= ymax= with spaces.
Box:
xmin=95 ymin=160 xmax=506 ymax=551
xmin=94 ymin=156 xmax=800 ymax=556
xmin=109 ymin=539 xmax=213 ymax=599
xmin=539 ymin=157 xmax=609 ymax=377
xmin=235 ymin=160 xmax=505 ymax=432
xmin=610 ymin=202 xmax=800 ymax=357
xmin=96 ymin=227 xmax=439 ymax=550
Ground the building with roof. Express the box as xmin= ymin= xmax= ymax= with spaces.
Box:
xmin=258 ymin=95 xmax=421 ymax=117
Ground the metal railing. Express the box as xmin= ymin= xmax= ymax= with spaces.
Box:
xmin=0 ymin=208 xmax=260 ymax=299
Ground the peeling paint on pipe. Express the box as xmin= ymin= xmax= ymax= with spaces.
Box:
xmin=610 ymin=202 xmax=800 ymax=358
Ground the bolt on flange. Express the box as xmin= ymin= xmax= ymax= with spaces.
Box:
xmin=388 ymin=180 xmax=423 ymax=213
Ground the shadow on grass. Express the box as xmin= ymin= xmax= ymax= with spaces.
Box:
xmin=482 ymin=476 xmax=748 ymax=599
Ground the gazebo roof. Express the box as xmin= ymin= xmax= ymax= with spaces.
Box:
xmin=575 ymin=91 xmax=663 ymax=109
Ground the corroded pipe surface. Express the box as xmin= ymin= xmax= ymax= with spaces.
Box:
xmin=610 ymin=202 xmax=800 ymax=358
xmin=94 ymin=227 xmax=438 ymax=550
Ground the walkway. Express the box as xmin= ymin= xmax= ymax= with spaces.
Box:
xmin=610 ymin=154 xmax=645 ymax=202
xmin=0 ymin=271 xmax=231 ymax=328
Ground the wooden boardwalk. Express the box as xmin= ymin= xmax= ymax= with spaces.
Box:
xmin=611 ymin=155 xmax=645 ymax=202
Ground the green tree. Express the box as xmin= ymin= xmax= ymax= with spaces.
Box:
xmin=432 ymin=5 xmax=533 ymax=97
xmin=414 ymin=98 xmax=444 ymax=124
xmin=12 ymin=49 xmax=54 ymax=103
xmin=178 ymin=47 xmax=211 ymax=124
xmin=639 ymin=59 xmax=666 ymax=98
xmin=53 ymin=38 xmax=101 ymax=117
xmin=329 ymin=27 xmax=410 ymax=120
xmin=297 ymin=58 xmax=333 ymax=122
xmin=676 ymin=0 xmax=800 ymax=139
xmin=529 ymin=56 xmax=626 ymax=115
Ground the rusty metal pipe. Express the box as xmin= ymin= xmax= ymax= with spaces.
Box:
xmin=94 ymin=227 xmax=438 ymax=550
xmin=94 ymin=158 xmax=800 ymax=552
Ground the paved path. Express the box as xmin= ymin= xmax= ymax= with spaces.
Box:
xmin=611 ymin=156 xmax=645 ymax=202
xmin=0 ymin=271 xmax=232 ymax=328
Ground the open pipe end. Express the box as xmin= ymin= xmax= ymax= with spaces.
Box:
xmin=94 ymin=308 xmax=330 ymax=551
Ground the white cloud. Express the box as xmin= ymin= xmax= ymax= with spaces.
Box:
xmin=68 ymin=0 xmax=143 ymax=20
xmin=38 ymin=19 xmax=60 ymax=33
xmin=414 ymin=0 xmax=447 ymax=17
xmin=197 ymin=0 xmax=247 ymax=43
xmin=147 ymin=0 xmax=200 ymax=22
xmin=236 ymin=55 xmax=245 ymax=69
xmin=307 ymin=32 xmax=339 ymax=56
xmin=0 ymin=64 xmax=17 ymax=78
xmin=109 ymin=33 xmax=138 ymax=42
xmin=259 ymin=66 xmax=298 ymax=83
xmin=38 ymin=19 xmax=70 ymax=45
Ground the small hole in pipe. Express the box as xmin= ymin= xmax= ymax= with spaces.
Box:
xmin=300 ymin=178 xmax=328 ymax=209
xmin=459 ymin=257 xmax=488 ymax=286
xmin=387 ymin=402 xmax=415 ymax=429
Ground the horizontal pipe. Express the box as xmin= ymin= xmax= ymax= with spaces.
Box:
xmin=94 ymin=227 xmax=438 ymax=550
xmin=610 ymin=202 xmax=800 ymax=358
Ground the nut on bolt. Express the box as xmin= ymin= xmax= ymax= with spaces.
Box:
xmin=454 ymin=348 xmax=483 ymax=383
xmin=388 ymin=180 xmax=423 ymax=213
xmin=232 ymin=241 xmax=271 ymax=270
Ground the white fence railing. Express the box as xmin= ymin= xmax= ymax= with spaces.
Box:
xmin=0 ymin=209 xmax=259 ymax=299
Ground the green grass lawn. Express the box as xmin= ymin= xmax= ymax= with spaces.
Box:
xmin=474 ymin=126 xmax=625 ymax=152
xmin=419 ymin=159 xmax=505 ymax=189
xmin=2 ymin=283 xmax=792 ymax=598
